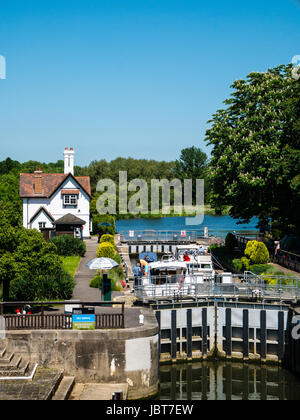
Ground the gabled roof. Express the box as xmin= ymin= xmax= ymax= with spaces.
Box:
xmin=20 ymin=173 xmax=91 ymax=199
xmin=29 ymin=206 xmax=55 ymax=224
xmin=55 ymin=213 xmax=86 ymax=225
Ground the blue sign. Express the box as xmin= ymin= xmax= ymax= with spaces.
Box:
xmin=72 ymin=314 xmax=95 ymax=330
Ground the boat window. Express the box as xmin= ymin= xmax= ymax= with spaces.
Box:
xmin=201 ymin=264 xmax=212 ymax=269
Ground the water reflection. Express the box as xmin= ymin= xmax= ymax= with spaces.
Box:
xmin=158 ymin=361 xmax=300 ymax=400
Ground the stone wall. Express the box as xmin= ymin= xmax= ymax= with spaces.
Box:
xmin=2 ymin=308 xmax=159 ymax=400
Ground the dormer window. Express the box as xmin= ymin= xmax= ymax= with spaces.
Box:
xmin=64 ymin=194 xmax=78 ymax=206
xmin=61 ymin=189 xmax=79 ymax=206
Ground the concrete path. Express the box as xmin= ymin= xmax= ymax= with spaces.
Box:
xmin=72 ymin=237 xmax=100 ymax=302
xmin=69 ymin=382 xmax=128 ymax=400
xmin=71 ymin=238 xmax=141 ymax=328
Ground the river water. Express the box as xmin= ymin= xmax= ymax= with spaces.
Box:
xmin=157 ymin=361 xmax=300 ymax=400
xmin=116 ymin=215 xmax=259 ymax=239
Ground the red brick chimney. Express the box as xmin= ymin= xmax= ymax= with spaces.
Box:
xmin=34 ymin=166 xmax=43 ymax=194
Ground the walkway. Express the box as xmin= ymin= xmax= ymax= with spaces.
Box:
xmin=71 ymin=238 xmax=141 ymax=329
xmin=72 ymin=237 xmax=100 ymax=301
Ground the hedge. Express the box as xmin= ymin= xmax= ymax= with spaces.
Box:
xmin=51 ymin=235 xmax=86 ymax=257
xmin=10 ymin=271 xmax=75 ymax=301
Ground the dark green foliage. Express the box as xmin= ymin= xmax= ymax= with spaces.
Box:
xmin=113 ymin=253 xmax=122 ymax=265
xmin=280 ymin=234 xmax=300 ymax=254
xmin=0 ymin=207 xmax=76 ymax=300
xmin=173 ymin=146 xmax=209 ymax=202
xmin=232 ymin=258 xmax=243 ymax=272
xmin=91 ymin=213 xmax=116 ymax=236
xmin=206 ymin=64 xmax=300 ymax=234
xmin=225 ymin=232 xmax=238 ymax=252
xmin=10 ymin=272 xmax=75 ymax=301
xmin=232 ymin=257 xmax=250 ymax=273
xmin=50 ymin=235 xmax=86 ymax=257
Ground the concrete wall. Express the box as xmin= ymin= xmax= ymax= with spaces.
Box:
xmin=2 ymin=309 xmax=159 ymax=400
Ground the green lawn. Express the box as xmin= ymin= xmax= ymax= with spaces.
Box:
xmin=62 ymin=256 xmax=81 ymax=278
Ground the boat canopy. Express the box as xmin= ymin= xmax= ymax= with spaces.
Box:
xmin=148 ymin=261 xmax=187 ymax=271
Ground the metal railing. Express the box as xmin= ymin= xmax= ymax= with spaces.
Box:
xmin=0 ymin=301 xmax=125 ymax=330
xmin=119 ymin=229 xmax=259 ymax=242
xmin=119 ymin=230 xmax=206 ymax=242
xmin=134 ymin=272 xmax=300 ymax=301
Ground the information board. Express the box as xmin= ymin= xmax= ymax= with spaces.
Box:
xmin=72 ymin=308 xmax=95 ymax=330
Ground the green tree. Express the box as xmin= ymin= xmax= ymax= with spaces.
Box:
xmin=206 ymin=64 xmax=300 ymax=233
xmin=174 ymin=147 xmax=209 ymax=203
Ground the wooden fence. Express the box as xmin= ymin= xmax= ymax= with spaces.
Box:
xmin=0 ymin=301 xmax=125 ymax=330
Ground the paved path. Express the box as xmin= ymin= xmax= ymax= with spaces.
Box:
xmin=69 ymin=382 xmax=128 ymax=400
xmin=71 ymin=238 xmax=141 ymax=328
xmin=72 ymin=237 xmax=100 ymax=301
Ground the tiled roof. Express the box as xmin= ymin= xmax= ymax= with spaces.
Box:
xmin=19 ymin=173 xmax=91 ymax=198
xmin=61 ymin=189 xmax=80 ymax=195
xmin=29 ymin=206 xmax=55 ymax=224
xmin=55 ymin=213 xmax=86 ymax=225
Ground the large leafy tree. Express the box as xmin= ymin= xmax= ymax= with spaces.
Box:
xmin=206 ymin=64 xmax=300 ymax=233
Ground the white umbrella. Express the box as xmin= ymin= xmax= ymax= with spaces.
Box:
xmin=86 ymin=258 xmax=119 ymax=270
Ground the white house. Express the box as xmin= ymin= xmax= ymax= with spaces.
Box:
xmin=20 ymin=148 xmax=92 ymax=239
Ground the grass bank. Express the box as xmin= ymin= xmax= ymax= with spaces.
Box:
xmin=62 ymin=256 xmax=81 ymax=278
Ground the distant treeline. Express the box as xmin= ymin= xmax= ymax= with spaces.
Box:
xmin=0 ymin=146 xmax=212 ymax=227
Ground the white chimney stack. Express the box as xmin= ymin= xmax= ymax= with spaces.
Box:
xmin=64 ymin=147 xmax=75 ymax=175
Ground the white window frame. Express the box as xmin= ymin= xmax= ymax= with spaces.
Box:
xmin=63 ymin=194 xmax=78 ymax=206
xmin=39 ymin=222 xmax=46 ymax=229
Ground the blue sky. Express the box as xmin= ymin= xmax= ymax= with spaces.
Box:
xmin=0 ymin=0 xmax=300 ymax=166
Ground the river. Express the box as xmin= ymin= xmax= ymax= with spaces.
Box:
xmin=157 ymin=361 xmax=300 ymax=400
xmin=116 ymin=215 xmax=259 ymax=239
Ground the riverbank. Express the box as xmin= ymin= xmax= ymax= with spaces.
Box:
xmin=116 ymin=205 xmax=231 ymax=220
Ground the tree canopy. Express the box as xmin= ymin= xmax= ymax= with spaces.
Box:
xmin=206 ymin=64 xmax=300 ymax=234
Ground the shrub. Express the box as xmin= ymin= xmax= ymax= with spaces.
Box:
xmin=225 ymin=232 xmax=238 ymax=252
xmin=240 ymin=257 xmax=250 ymax=271
xmin=96 ymin=241 xmax=116 ymax=259
xmin=232 ymin=258 xmax=243 ymax=272
xmin=10 ymin=271 xmax=75 ymax=301
xmin=113 ymin=253 xmax=122 ymax=265
xmin=51 ymin=235 xmax=86 ymax=257
xmin=89 ymin=274 xmax=122 ymax=292
xmin=100 ymin=234 xmax=115 ymax=246
xmin=245 ymin=240 xmax=269 ymax=264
